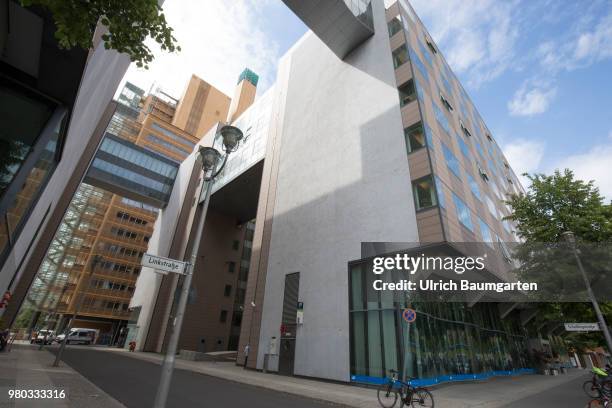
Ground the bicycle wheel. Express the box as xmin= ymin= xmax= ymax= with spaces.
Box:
xmin=588 ymin=398 xmax=605 ymax=408
xmin=585 ymin=381 xmax=602 ymax=398
xmin=411 ymin=388 xmax=434 ymax=408
xmin=377 ymin=383 xmax=399 ymax=408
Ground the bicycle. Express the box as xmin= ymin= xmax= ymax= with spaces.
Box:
xmin=588 ymin=367 xmax=612 ymax=407
xmin=377 ymin=369 xmax=434 ymax=408
xmin=585 ymin=367 xmax=612 ymax=399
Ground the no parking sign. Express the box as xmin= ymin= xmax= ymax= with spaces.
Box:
xmin=402 ymin=308 xmax=416 ymax=323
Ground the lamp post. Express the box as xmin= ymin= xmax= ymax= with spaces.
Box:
xmin=153 ymin=125 xmax=243 ymax=408
xmin=562 ymin=231 xmax=612 ymax=353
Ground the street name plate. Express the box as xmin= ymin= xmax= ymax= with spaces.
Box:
xmin=564 ymin=323 xmax=600 ymax=332
xmin=142 ymin=253 xmax=186 ymax=275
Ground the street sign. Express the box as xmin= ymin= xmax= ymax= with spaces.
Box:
xmin=142 ymin=253 xmax=187 ymax=275
xmin=402 ymin=308 xmax=417 ymax=323
xmin=564 ymin=323 xmax=601 ymax=332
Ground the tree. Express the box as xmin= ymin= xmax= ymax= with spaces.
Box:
xmin=505 ymin=169 xmax=612 ymax=352
xmin=506 ymin=169 xmax=611 ymax=243
xmin=20 ymin=0 xmax=180 ymax=68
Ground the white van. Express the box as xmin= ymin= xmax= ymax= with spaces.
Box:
xmin=64 ymin=328 xmax=98 ymax=345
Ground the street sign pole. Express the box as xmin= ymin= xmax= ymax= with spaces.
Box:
xmin=153 ymin=157 xmax=215 ymax=408
xmin=571 ymin=246 xmax=612 ymax=354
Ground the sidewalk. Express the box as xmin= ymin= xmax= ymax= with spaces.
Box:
xmin=93 ymin=346 xmax=590 ymax=408
xmin=0 ymin=344 xmax=124 ymax=408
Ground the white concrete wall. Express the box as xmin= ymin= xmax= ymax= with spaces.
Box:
xmin=256 ymin=0 xmax=419 ymax=381
xmin=0 ymin=40 xmax=130 ymax=299
xmin=129 ymin=123 xmax=221 ymax=350
xmin=129 ymin=150 xmax=198 ymax=349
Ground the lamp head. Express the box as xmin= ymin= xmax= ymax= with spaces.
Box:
xmin=561 ymin=230 xmax=576 ymax=245
xmin=218 ymin=125 xmax=243 ymax=153
xmin=199 ymin=147 xmax=222 ymax=172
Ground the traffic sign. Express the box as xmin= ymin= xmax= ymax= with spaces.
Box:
xmin=402 ymin=308 xmax=417 ymax=323
xmin=142 ymin=253 xmax=187 ymax=275
xmin=564 ymin=323 xmax=600 ymax=332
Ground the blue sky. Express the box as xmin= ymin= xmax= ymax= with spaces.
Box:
xmin=123 ymin=0 xmax=612 ymax=199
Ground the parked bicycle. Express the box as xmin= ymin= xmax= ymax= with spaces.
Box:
xmin=377 ymin=369 xmax=434 ymax=408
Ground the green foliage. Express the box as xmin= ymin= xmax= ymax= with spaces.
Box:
xmin=20 ymin=0 xmax=180 ymax=68
xmin=505 ymin=169 xmax=612 ymax=242
xmin=506 ymin=169 xmax=612 ymax=352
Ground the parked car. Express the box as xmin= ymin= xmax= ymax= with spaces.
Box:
xmin=60 ymin=328 xmax=98 ymax=345
xmin=30 ymin=329 xmax=55 ymax=345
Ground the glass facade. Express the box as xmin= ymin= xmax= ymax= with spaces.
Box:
xmin=0 ymin=78 xmax=66 ymax=264
xmin=349 ymin=262 xmax=531 ymax=385
xmin=452 ymin=192 xmax=474 ymax=231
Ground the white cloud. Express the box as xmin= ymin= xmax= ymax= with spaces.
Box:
xmin=502 ymin=139 xmax=545 ymax=187
xmin=410 ymin=0 xmax=519 ymax=87
xmin=537 ymin=13 xmax=612 ymax=73
xmin=549 ymin=144 xmax=612 ymax=201
xmin=119 ymin=0 xmax=280 ymax=99
xmin=507 ymin=83 xmax=556 ymax=117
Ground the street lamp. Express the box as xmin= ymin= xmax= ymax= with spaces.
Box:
xmin=562 ymin=231 xmax=612 ymax=353
xmin=153 ymin=125 xmax=243 ymax=408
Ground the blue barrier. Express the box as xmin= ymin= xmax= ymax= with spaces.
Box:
xmin=351 ymin=368 xmax=535 ymax=387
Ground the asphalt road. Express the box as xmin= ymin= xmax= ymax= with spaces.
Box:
xmin=49 ymin=347 xmax=341 ymax=408
xmin=502 ymin=371 xmax=592 ymax=408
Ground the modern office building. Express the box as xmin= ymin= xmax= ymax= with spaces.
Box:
xmin=8 ymin=76 xmax=236 ymax=342
xmin=0 ymin=1 xmax=132 ymax=317
xmin=127 ymin=0 xmax=544 ymax=386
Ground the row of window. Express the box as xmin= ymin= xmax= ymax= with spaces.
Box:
xmin=98 ymin=259 xmax=141 ymax=276
xmin=92 ymin=158 xmax=172 ymax=194
xmin=101 ymin=243 xmax=144 ymax=259
xmin=99 ymin=137 xmax=177 ymax=178
xmin=109 ymin=226 xmax=150 ymax=243
xmin=145 ymin=134 xmax=192 ymax=156
xmin=411 ymin=174 xmax=511 ymax=243
xmin=116 ymin=211 xmax=149 ymax=226
xmin=150 ymin=123 xmax=195 ymax=149
xmin=89 ymin=278 xmax=135 ymax=293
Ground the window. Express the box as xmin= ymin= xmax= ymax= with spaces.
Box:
xmin=478 ymin=218 xmax=494 ymax=246
xmin=388 ymin=16 xmax=403 ymax=37
xmin=467 ymin=174 xmax=481 ymax=201
xmin=418 ymin=40 xmax=433 ymax=66
xmin=459 ymin=120 xmax=472 ymax=137
xmin=476 ymin=162 xmax=489 ymax=182
xmin=442 ymin=143 xmax=461 ymax=179
xmin=412 ymin=176 xmax=438 ymax=210
xmin=439 ymin=92 xmax=453 ymax=112
xmin=452 ymin=193 xmax=474 ymax=231
xmin=441 ymin=75 xmax=453 ymax=97
xmin=485 ymin=195 xmax=497 ymax=219
xmin=398 ymin=79 xmax=417 ymax=107
xmin=457 ymin=136 xmax=470 ymax=158
xmin=232 ymin=240 xmax=240 ymax=250
xmin=404 ymin=122 xmax=427 ymax=152
xmin=475 ymin=141 xmax=485 ymax=159
xmin=497 ymin=236 xmax=513 ymax=263
xmin=224 ymin=285 xmax=232 ymax=297
xmin=425 ymin=39 xmax=437 ymax=54
xmin=392 ymin=46 xmax=409 ymax=68
xmin=434 ymin=176 xmax=446 ymax=208
xmin=433 ymin=103 xmax=451 ymax=134
xmin=228 ymin=261 xmax=236 ymax=273
xmin=219 ymin=310 xmax=228 ymax=323
xmin=408 ymin=49 xmax=429 ymax=82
